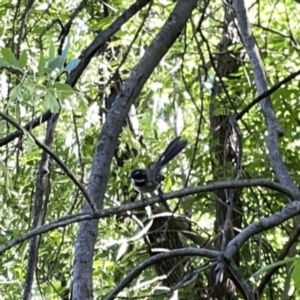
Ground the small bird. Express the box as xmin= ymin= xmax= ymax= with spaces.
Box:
xmin=130 ymin=136 xmax=187 ymax=198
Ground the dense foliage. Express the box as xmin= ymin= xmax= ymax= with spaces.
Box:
xmin=0 ymin=0 xmax=300 ymax=299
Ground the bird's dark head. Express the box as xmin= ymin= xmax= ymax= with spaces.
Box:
xmin=130 ymin=169 xmax=147 ymax=180
xmin=130 ymin=169 xmax=147 ymax=188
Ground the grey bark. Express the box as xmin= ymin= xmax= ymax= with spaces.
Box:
xmin=71 ymin=1 xmax=198 ymax=299
xmin=232 ymin=0 xmax=300 ymax=196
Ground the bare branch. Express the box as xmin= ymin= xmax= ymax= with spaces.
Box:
xmin=258 ymin=224 xmax=300 ymax=293
xmin=216 ymin=116 xmax=243 ymax=283
xmin=72 ymin=0 xmax=199 ymax=299
xmin=57 ymin=0 xmax=88 ymax=54
xmin=0 ymin=111 xmax=97 ymax=212
xmin=23 ymin=113 xmax=57 ymax=299
xmin=0 ymin=178 xmax=297 ymax=255
xmin=0 ymin=111 xmax=51 ymax=147
xmin=104 ymin=248 xmax=219 ymax=300
xmin=228 ymin=260 xmax=258 ymax=300
xmin=232 ymin=0 xmax=300 ymax=195
xmin=236 ymin=69 xmax=300 ymax=120
xmin=224 ymin=201 xmax=300 ymax=261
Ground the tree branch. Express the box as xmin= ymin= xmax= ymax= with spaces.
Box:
xmin=236 ymin=69 xmax=300 ymax=121
xmin=0 ymin=178 xmax=297 ymax=255
xmin=224 ymin=201 xmax=300 ymax=261
xmin=0 ymin=111 xmax=97 ymax=212
xmin=73 ymin=0 xmax=193 ymax=297
xmin=23 ymin=112 xmax=57 ymax=300
xmin=232 ymin=0 xmax=300 ymax=196
xmin=258 ymin=224 xmax=300 ymax=293
xmin=0 ymin=110 xmax=51 ymax=147
xmin=228 ymin=260 xmax=258 ymax=300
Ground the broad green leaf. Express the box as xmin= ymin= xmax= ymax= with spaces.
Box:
xmin=9 ymin=85 xmax=21 ymax=101
xmin=45 ymin=92 xmax=60 ymax=113
xmin=38 ymin=53 xmax=45 ymax=76
xmin=97 ymin=16 xmax=115 ymax=30
xmin=48 ymin=40 xmax=55 ymax=62
xmin=59 ymin=37 xmax=70 ymax=68
xmin=0 ymin=57 xmax=9 ymax=67
xmin=54 ymin=82 xmax=74 ymax=95
xmin=48 ymin=56 xmax=62 ymax=70
xmin=291 ymin=259 xmax=300 ymax=288
xmin=1 ymin=48 xmax=17 ymax=66
xmin=64 ymin=58 xmax=80 ymax=72
xmin=18 ymin=50 xmax=27 ymax=68
xmin=250 ymin=257 xmax=297 ymax=279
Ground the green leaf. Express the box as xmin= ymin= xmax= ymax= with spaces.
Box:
xmin=0 ymin=58 xmax=9 ymax=67
xmin=64 ymin=58 xmax=80 ymax=72
xmin=1 ymin=48 xmax=17 ymax=66
xmin=250 ymin=257 xmax=298 ymax=279
xmin=48 ymin=56 xmax=62 ymax=70
xmin=54 ymin=82 xmax=73 ymax=94
xmin=24 ymin=131 xmax=37 ymax=153
xmin=38 ymin=53 xmax=45 ymax=76
xmin=77 ymin=92 xmax=88 ymax=109
xmin=59 ymin=37 xmax=70 ymax=68
xmin=18 ymin=50 xmax=27 ymax=68
xmin=291 ymin=259 xmax=300 ymax=288
xmin=164 ymin=176 xmax=172 ymax=191
xmin=48 ymin=40 xmax=55 ymax=62
xmin=9 ymin=85 xmax=21 ymax=101
xmin=45 ymin=92 xmax=60 ymax=113
xmin=116 ymin=242 xmax=129 ymax=261
xmin=15 ymin=103 xmax=20 ymax=122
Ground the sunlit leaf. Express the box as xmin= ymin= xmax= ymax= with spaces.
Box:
xmin=9 ymin=85 xmax=21 ymax=101
xmin=38 ymin=53 xmax=46 ymax=76
xmin=48 ymin=56 xmax=62 ymax=71
xmin=291 ymin=259 xmax=300 ymax=288
xmin=59 ymin=37 xmax=70 ymax=68
xmin=48 ymin=40 xmax=55 ymax=62
xmin=55 ymin=82 xmax=74 ymax=95
xmin=18 ymin=50 xmax=27 ymax=68
xmin=1 ymin=48 xmax=17 ymax=65
xmin=45 ymin=91 xmax=60 ymax=113
xmin=116 ymin=241 xmax=129 ymax=261
xmin=64 ymin=58 xmax=80 ymax=72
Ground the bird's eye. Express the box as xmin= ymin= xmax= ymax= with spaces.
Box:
xmin=131 ymin=170 xmax=146 ymax=179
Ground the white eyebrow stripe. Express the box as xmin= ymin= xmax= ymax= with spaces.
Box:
xmin=133 ymin=179 xmax=146 ymax=183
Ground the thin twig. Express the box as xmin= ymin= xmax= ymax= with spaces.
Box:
xmin=0 ymin=179 xmax=298 ymax=255
xmin=0 ymin=111 xmax=97 ymax=212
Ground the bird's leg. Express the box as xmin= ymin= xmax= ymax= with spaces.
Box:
xmin=158 ymin=186 xmax=164 ymax=201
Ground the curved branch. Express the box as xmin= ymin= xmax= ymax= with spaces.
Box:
xmin=0 ymin=110 xmax=51 ymax=147
xmin=236 ymin=69 xmax=300 ymax=120
xmin=0 ymin=111 xmax=97 ymax=212
xmin=104 ymin=248 xmax=219 ymax=300
xmin=224 ymin=201 xmax=300 ymax=261
xmin=232 ymin=0 xmax=300 ymax=195
xmin=0 ymin=178 xmax=297 ymax=255
xmin=258 ymin=225 xmax=300 ymax=293
xmin=71 ymin=0 xmax=199 ymax=299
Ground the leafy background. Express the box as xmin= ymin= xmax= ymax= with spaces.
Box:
xmin=0 ymin=0 xmax=300 ymax=299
